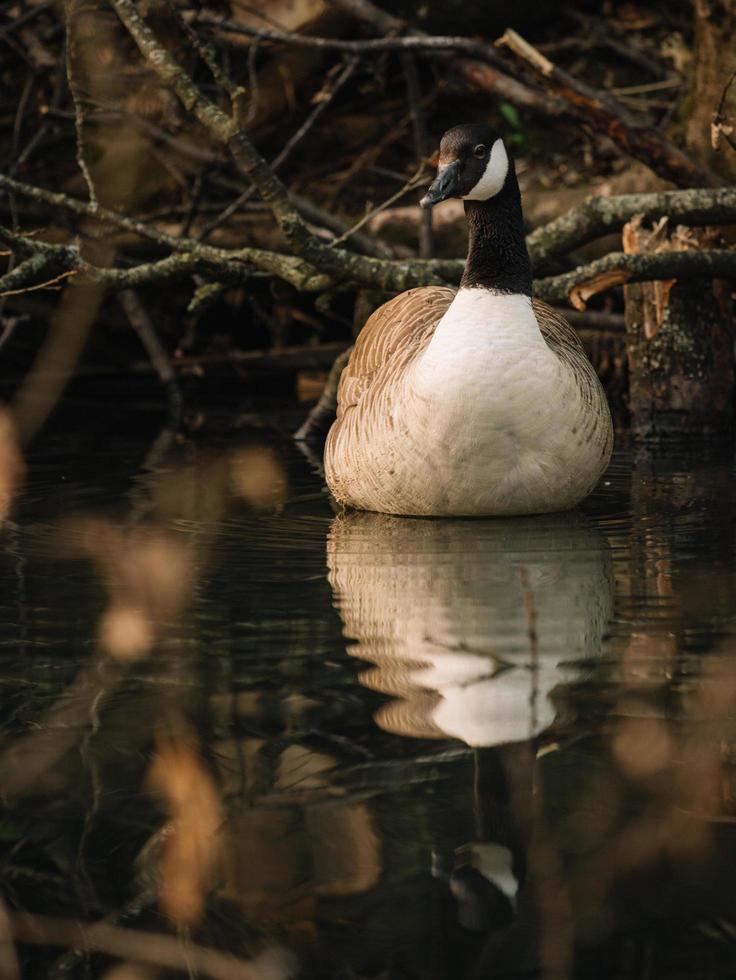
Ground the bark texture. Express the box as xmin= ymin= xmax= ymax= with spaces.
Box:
xmin=623 ymin=217 xmax=734 ymax=439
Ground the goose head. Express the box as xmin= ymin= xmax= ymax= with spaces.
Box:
xmin=420 ymin=123 xmax=509 ymax=209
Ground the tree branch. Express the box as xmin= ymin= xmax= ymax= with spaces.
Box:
xmin=5 ymin=179 xmax=736 ymax=300
xmin=8 ymin=911 xmax=290 ymax=980
xmin=118 ymin=290 xmax=183 ymax=424
xmin=64 ymin=0 xmax=97 ymax=206
xmin=527 ymin=187 xmax=736 ymax=272
xmin=196 ymin=15 xmax=512 ymax=66
xmin=497 ymin=28 xmax=720 ymax=189
xmin=0 ymin=224 xmax=321 ymax=292
xmin=329 ymin=0 xmax=567 ymax=116
xmin=534 ymin=249 xmax=736 ymax=308
xmin=108 ymin=0 xmax=453 ymax=291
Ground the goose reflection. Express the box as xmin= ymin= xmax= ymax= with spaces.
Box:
xmin=327 ymin=512 xmax=613 ymax=746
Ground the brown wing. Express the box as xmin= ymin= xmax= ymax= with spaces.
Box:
xmin=534 ymin=298 xmax=614 ymax=457
xmin=335 ymin=286 xmax=456 ymax=421
xmin=533 ymin=298 xmax=587 ymax=358
xmin=533 ymin=298 xmax=600 ymax=400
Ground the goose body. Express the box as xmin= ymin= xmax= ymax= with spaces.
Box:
xmin=324 ymin=125 xmax=613 ymax=517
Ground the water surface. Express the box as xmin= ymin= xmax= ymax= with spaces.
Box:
xmin=2 ymin=408 xmax=736 ymax=979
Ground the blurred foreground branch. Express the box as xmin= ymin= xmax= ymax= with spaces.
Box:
xmin=9 ymin=912 xmax=291 ymax=980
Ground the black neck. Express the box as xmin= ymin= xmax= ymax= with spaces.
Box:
xmin=460 ymin=167 xmax=532 ymax=295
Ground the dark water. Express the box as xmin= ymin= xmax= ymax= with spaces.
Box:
xmin=2 ymin=407 xmax=736 ymax=979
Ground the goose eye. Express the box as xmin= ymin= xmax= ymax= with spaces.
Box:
xmin=473 ymin=144 xmax=487 ymax=158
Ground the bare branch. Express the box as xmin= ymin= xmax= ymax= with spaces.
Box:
xmin=64 ymin=0 xmax=97 ymax=206
xmin=196 ymin=15 xmax=512 ymax=65
xmin=329 ymin=166 xmax=429 ymax=248
xmin=199 ymin=55 xmax=361 ymax=242
xmin=118 ymin=290 xmax=183 ymax=424
xmin=497 ymin=28 xmax=720 ymax=188
xmin=0 ymin=268 xmax=78 ymax=297
xmin=108 ymin=0 xmax=450 ymax=290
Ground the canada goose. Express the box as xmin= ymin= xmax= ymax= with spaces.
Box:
xmin=324 ymin=124 xmax=613 ymax=517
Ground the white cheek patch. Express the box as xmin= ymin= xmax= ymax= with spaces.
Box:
xmin=463 ymin=138 xmax=509 ymax=201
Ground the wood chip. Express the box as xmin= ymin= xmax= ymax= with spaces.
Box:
xmin=569 ymin=268 xmax=633 ymax=310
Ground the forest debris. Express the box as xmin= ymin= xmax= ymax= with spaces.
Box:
xmin=497 ymin=28 xmax=720 ymax=188
xmin=8 ymin=911 xmax=293 ymax=980
xmin=328 ymin=0 xmax=565 ymax=115
xmin=623 ymin=211 xmax=734 ymax=439
xmin=623 ymin=216 xmax=673 ymax=335
xmin=526 ymin=187 xmax=736 ymax=272
xmin=5 ymin=174 xmax=736 ymax=300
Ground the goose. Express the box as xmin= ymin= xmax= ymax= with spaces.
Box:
xmin=324 ymin=124 xmax=613 ymax=517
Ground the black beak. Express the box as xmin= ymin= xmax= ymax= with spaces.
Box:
xmin=420 ymin=160 xmax=462 ymax=209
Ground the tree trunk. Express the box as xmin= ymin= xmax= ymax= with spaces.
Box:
xmin=623 ymin=217 xmax=734 ymax=440
xmin=686 ymin=0 xmax=736 ymax=182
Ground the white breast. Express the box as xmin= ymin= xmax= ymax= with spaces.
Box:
xmin=392 ymin=289 xmax=594 ymax=515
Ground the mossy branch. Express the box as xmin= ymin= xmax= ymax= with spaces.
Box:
xmin=534 ymin=249 xmax=736 ymax=308
xmin=4 ymin=179 xmax=736 ymax=301
xmin=528 ymin=188 xmax=736 ymax=272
